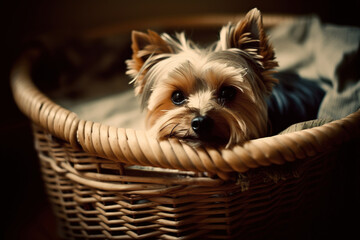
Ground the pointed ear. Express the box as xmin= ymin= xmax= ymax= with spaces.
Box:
xmin=126 ymin=30 xmax=172 ymax=95
xmin=219 ymin=8 xmax=278 ymax=92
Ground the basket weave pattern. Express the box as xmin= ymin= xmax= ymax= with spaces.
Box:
xmin=34 ymin=125 xmax=337 ymax=239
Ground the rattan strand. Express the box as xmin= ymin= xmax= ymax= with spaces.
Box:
xmin=11 ymin=48 xmax=360 ymax=180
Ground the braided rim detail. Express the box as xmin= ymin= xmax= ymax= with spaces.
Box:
xmin=11 ymin=41 xmax=360 ymax=181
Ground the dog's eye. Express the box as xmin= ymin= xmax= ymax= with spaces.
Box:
xmin=171 ymin=90 xmax=186 ymax=105
xmin=218 ymin=86 xmax=237 ymax=104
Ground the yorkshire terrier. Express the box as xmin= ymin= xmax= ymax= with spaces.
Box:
xmin=126 ymin=8 xmax=324 ymax=148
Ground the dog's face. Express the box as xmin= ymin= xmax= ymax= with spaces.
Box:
xmin=126 ymin=8 xmax=278 ymax=147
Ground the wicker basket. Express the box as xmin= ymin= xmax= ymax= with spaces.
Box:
xmin=11 ymin=14 xmax=360 ymax=239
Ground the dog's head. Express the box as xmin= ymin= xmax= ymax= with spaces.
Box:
xmin=126 ymin=8 xmax=278 ymax=147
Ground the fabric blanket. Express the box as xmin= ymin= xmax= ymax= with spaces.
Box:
xmin=269 ymin=16 xmax=360 ymax=119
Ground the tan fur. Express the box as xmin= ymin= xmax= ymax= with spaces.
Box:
xmin=126 ymin=8 xmax=277 ymax=148
xmin=126 ymin=30 xmax=173 ymax=95
xmin=219 ymin=8 xmax=279 ymax=94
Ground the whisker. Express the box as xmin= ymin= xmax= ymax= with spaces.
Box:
xmin=159 ymin=122 xmax=178 ymax=133
xmin=169 ymin=123 xmax=180 ymax=137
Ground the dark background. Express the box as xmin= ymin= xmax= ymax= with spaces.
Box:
xmin=1 ymin=0 xmax=359 ymax=239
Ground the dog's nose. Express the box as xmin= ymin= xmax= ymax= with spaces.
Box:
xmin=191 ymin=116 xmax=213 ymax=136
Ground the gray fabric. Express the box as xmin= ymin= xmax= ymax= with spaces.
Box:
xmin=59 ymin=89 xmax=146 ymax=130
xmin=269 ymin=16 xmax=360 ymax=119
xmin=279 ymin=118 xmax=332 ymax=134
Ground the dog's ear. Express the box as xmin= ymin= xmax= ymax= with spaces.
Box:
xmin=126 ymin=30 xmax=172 ymax=95
xmin=218 ymin=8 xmax=278 ymax=92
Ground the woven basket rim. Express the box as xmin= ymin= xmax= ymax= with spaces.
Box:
xmin=10 ymin=14 xmax=360 ymax=180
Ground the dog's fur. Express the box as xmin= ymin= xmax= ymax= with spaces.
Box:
xmin=126 ymin=8 xmax=324 ymax=148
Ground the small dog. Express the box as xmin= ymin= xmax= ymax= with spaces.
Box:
xmin=126 ymin=8 xmax=324 ymax=148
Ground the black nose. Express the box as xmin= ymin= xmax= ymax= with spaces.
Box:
xmin=191 ymin=116 xmax=213 ymax=137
